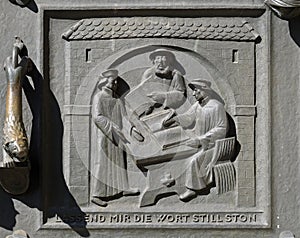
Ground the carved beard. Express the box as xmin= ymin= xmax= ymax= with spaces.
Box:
xmin=155 ymin=66 xmax=172 ymax=78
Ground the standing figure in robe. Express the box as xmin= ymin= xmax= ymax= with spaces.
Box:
xmin=91 ymin=69 xmax=140 ymax=207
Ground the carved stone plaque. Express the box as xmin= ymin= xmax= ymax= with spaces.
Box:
xmin=40 ymin=6 xmax=271 ymax=231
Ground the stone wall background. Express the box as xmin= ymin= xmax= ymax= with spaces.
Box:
xmin=0 ymin=0 xmax=299 ymax=237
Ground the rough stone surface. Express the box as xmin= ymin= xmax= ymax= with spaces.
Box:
xmin=0 ymin=0 xmax=298 ymax=238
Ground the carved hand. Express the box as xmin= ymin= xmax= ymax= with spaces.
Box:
xmin=163 ymin=116 xmax=177 ymax=127
xmin=185 ymin=138 xmax=202 ymax=148
xmin=198 ymin=136 xmax=210 ymax=150
xmin=144 ymin=105 xmax=154 ymax=115
xmin=131 ymin=127 xmax=144 ymax=142
xmin=4 ymin=56 xmax=31 ymax=84
xmin=147 ymin=92 xmax=166 ymax=104
xmin=112 ymin=127 xmax=129 ymax=144
xmin=186 ymin=137 xmax=210 ymax=149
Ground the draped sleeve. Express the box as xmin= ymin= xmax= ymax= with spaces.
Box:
xmin=198 ymin=100 xmax=228 ymax=145
xmin=164 ymin=70 xmax=186 ymax=108
xmin=92 ymin=91 xmax=122 ymax=143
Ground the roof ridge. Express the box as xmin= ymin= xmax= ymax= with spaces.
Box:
xmin=62 ymin=17 xmax=260 ymax=42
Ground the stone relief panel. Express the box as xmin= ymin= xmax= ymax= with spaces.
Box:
xmin=43 ymin=15 xmax=269 ymax=229
xmin=90 ymin=51 xmax=237 ymax=208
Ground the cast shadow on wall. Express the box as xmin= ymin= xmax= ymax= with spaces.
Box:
xmin=289 ymin=15 xmax=300 ymax=47
xmin=9 ymin=0 xmax=38 ymax=13
xmin=0 ymin=62 xmax=90 ymax=237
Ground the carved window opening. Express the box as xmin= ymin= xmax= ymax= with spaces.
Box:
xmin=86 ymin=48 xmax=91 ymax=63
xmin=232 ymin=49 xmax=239 ymax=63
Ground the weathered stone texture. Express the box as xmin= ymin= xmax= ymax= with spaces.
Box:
xmin=0 ymin=0 xmax=298 ymax=237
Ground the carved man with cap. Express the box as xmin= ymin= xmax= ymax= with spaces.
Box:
xmin=138 ymin=49 xmax=186 ymax=115
xmin=91 ymin=69 xmax=140 ymax=207
xmin=166 ymin=79 xmax=228 ymax=200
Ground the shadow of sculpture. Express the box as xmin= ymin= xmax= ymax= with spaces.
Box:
xmin=8 ymin=0 xmax=38 ymax=13
xmin=0 ymin=189 xmax=19 ymax=229
xmin=0 ymin=61 xmax=89 ymax=236
xmin=226 ymin=113 xmax=240 ymax=163
xmin=42 ymin=84 xmax=89 ymax=236
xmin=26 ymin=0 xmax=38 ymax=13
xmin=289 ymin=16 xmax=300 ymax=47
xmin=266 ymin=0 xmax=300 ymax=44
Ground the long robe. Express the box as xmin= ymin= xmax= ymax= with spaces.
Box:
xmin=91 ymin=87 xmax=130 ymax=198
xmin=177 ymin=98 xmax=228 ymax=190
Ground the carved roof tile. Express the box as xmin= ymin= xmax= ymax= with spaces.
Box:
xmin=62 ymin=17 xmax=260 ymax=42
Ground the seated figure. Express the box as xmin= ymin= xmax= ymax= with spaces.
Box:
xmin=165 ymin=79 xmax=229 ymax=200
xmin=124 ymin=49 xmax=188 ymax=153
xmin=126 ymin=49 xmax=186 ymax=118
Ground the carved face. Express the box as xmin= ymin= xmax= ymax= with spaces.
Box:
xmin=105 ymin=76 xmax=117 ymax=91
xmin=193 ymin=88 xmax=208 ymax=103
xmin=153 ymin=55 xmax=171 ymax=75
xmin=5 ymin=138 xmax=28 ymax=161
